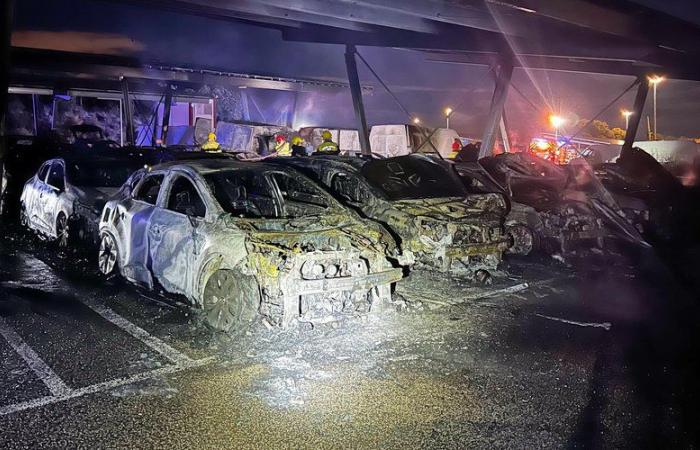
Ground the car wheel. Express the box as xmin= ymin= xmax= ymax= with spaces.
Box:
xmin=98 ymin=233 xmax=119 ymax=277
xmin=202 ymin=270 xmax=260 ymax=332
xmin=56 ymin=213 xmax=70 ymax=249
xmin=506 ymin=224 xmax=537 ymax=256
xmin=19 ymin=204 xmax=29 ymax=228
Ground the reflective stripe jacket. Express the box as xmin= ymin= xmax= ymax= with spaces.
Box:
xmin=275 ymin=141 xmax=292 ymax=157
xmin=316 ymin=140 xmax=339 ymax=153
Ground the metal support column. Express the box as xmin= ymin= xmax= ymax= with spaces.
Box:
xmin=344 ymin=44 xmax=371 ymax=156
xmin=1 ymin=0 xmax=15 ymax=159
xmin=479 ymin=57 xmax=514 ymax=159
xmin=120 ymin=77 xmax=135 ymax=146
xmin=161 ymin=87 xmax=173 ymax=146
xmin=499 ymin=115 xmax=510 ymax=153
xmin=621 ymin=77 xmax=649 ymax=156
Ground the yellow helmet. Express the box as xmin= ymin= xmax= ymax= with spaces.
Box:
xmin=292 ymin=136 xmax=304 ymax=146
xmin=321 ymin=130 xmax=332 ymax=140
xmin=207 ymin=132 xmax=217 ymax=142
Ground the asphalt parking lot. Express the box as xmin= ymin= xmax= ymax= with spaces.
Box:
xmin=1 ymin=227 xmax=699 ymax=449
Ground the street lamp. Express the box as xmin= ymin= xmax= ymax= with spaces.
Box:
xmin=621 ymin=109 xmax=633 ymax=130
xmin=412 ymin=117 xmax=421 ymax=125
xmin=444 ymin=107 xmax=453 ymax=129
xmin=548 ymin=114 xmax=566 ymax=141
xmin=648 ymin=75 xmax=665 ymax=140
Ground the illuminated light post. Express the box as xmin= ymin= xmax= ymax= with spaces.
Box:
xmin=548 ymin=114 xmax=566 ymax=141
xmin=413 ymin=117 xmax=421 ymax=125
xmin=621 ymin=109 xmax=633 ymax=130
xmin=444 ymin=107 xmax=453 ymax=129
xmin=648 ymin=75 xmax=664 ymax=140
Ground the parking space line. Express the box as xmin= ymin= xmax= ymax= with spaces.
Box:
xmin=0 ymin=357 xmax=214 ymax=416
xmin=0 ymin=317 xmax=72 ymax=397
xmin=81 ymin=300 xmax=194 ymax=366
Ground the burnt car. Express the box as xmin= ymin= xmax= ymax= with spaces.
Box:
xmin=97 ymin=159 xmax=403 ymax=331
xmin=456 ymin=152 xmax=648 ymax=256
xmin=19 ymin=155 xmax=147 ymax=248
xmin=270 ymin=154 xmax=511 ymax=279
xmin=595 ymin=146 xmax=700 ymax=247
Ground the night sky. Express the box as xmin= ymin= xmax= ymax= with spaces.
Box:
xmin=10 ymin=0 xmax=700 ymax=142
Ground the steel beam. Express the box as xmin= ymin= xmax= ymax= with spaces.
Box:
xmin=479 ymin=58 xmax=513 ymax=159
xmin=344 ymin=45 xmax=371 ymax=156
xmin=120 ymin=77 xmax=135 ymax=146
xmin=621 ymin=77 xmax=649 ymax=155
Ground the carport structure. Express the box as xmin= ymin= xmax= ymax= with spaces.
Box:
xmin=3 ymin=0 xmax=700 ymax=157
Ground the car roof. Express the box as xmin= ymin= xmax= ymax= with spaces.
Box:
xmin=151 ymin=158 xmax=297 ymax=175
xmin=270 ymin=155 xmax=368 ymax=172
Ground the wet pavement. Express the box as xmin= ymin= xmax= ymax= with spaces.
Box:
xmin=1 ymin=225 xmax=699 ymax=448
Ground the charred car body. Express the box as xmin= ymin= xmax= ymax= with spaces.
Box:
xmin=455 ymin=152 xmax=648 ymax=256
xmin=595 ymin=146 xmax=700 ymax=247
xmin=98 ymin=159 xmax=402 ymax=331
xmin=19 ymin=155 xmax=147 ymax=248
xmin=271 ymin=154 xmax=511 ymax=278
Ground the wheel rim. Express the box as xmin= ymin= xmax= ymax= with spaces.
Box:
xmin=98 ymin=234 xmax=117 ymax=275
xmin=204 ymin=294 xmax=236 ymax=331
xmin=507 ymin=225 xmax=534 ymax=255
xmin=20 ymin=207 xmax=28 ymax=227
xmin=202 ymin=270 xmax=259 ymax=332
xmin=56 ymin=215 xmax=69 ymax=248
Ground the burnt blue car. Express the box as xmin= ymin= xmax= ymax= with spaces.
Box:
xmin=271 ymin=154 xmax=511 ymax=279
xmin=98 ymin=159 xmax=402 ymax=331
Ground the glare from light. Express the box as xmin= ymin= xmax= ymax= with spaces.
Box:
xmin=548 ymin=114 xmax=566 ymax=129
xmin=621 ymin=109 xmax=633 ymax=118
xmin=444 ymin=107 xmax=453 ymax=117
xmin=648 ymin=75 xmax=665 ymax=85
xmin=534 ymin=139 xmax=550 ymax=150
xmin=413 ymin=117 xmax=421 ymax=124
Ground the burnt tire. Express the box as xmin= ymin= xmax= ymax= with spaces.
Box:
xmin=98 ymin=232 xmax=119 ymax=278
xmin=19 ymin=204 xmax=28 ymax=228
xmin=202 ymin=270 xmax=260 ymax=333
xmin=506 ymin=224 xmax=539 ymax=256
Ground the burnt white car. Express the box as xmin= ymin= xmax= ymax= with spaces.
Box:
xmin=19 ymin=156 xmax=144 ymax=248
xmin=98 ymin=159 xmax=402 ymax=331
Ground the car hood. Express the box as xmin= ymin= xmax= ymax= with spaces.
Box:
xmin=72 ymin=186 xmax=121 ymax=212
xmin=224 ymin=212 xmax=396 ymax=255
xmin=391 ymin=194 xmax=506 ymax=222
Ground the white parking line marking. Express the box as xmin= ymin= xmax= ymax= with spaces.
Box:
xmin=81 ymin=300 xmax=194 ymax=366
xmin=0 ymin=317 xmax=71 ymax=397
xmin=0 ymin=357 xmax=214 ymax=416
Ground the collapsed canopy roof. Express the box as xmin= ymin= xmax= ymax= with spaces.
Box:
xmin=111 ymin=0 xmax=700 ymax=80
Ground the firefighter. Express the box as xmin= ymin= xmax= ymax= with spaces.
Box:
xmin=273 ymin=134 xmax=292 ymax=157
xmin=291 ymin=136 xmax=307 ymax=156
xmin=448 ymin=138 xmax=462 ymax=159
xmin=201 ymin=132 xmax=222 ymax=152
xmin=314 ymin=130 xmax=340 ymax=155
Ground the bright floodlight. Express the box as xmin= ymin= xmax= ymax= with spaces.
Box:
xmin=444 ymin=107 xmax=453 ymax=117
xmin=648 ymin=75 xmax=665 ymax=85
xmin=413 ymin=117 xmax=421 ymax=124
xmin=621 ymin=109 xmax=633 ymax=118
xmin=549 ymin=114 xmax=566 ymax=129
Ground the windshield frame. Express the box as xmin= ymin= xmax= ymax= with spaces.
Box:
xmin=204 ymin=167 xmax=342 ymax=220
xmin=66 ymin=159 xmax=146 ymax=188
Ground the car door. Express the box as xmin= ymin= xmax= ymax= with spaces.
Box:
xmin=25 ymin=162 xmax=50 ymax=229
xmin=121 ymin=172 xmax=164 ymax=287
xmin=148 ymin=173 xmax=206 ymax=296
xmin=40 ymin=161 xmax=66 ymax=235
